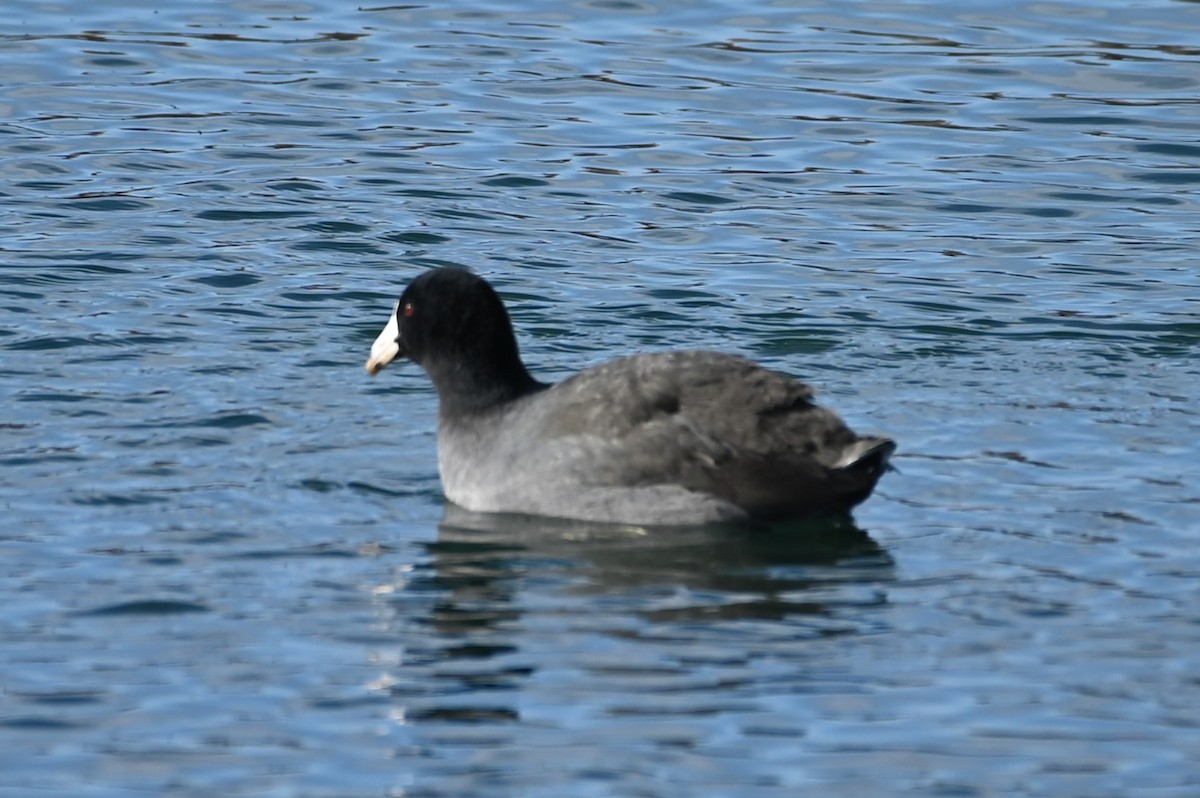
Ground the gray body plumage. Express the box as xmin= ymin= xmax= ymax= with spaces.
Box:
xmin=436 ymin=350 xmax=892 ymax=525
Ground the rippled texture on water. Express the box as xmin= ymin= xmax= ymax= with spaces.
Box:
xmin=2 ymin=0 xmax=1198 ymax=796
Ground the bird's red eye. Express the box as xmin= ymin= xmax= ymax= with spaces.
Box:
xmin=403 ymin=302 xmax=414 ymax=318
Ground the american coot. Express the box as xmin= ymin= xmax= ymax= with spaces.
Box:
xmin=366 ymin=268 xmax=894 ymax=526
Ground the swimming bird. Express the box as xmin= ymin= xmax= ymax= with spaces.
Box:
xmin=365 ymin=268 xmax=894 ymax=526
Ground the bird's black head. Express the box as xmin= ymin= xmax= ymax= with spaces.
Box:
xmin=366 ymin=268 xmax=545 ymax=413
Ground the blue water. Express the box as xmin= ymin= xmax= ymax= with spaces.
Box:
xmin=2 ymin=0 xmax=1199 ymax=795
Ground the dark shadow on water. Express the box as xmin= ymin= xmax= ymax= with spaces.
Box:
xmin=433 ymin=505 xmax=894 ymax=614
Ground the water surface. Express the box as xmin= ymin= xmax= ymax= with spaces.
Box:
xmin=2 ymin=0 xmax=1198 ymax=795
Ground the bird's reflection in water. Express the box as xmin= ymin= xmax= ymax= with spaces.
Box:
xmin=415 ymin=505 xmax=893 ymax=626
xmin=370 ymin=507 xmax=894 ymax=725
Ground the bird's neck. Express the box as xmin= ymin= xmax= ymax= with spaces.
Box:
xmin=427 ymin=356 xmax=547 ymax=419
